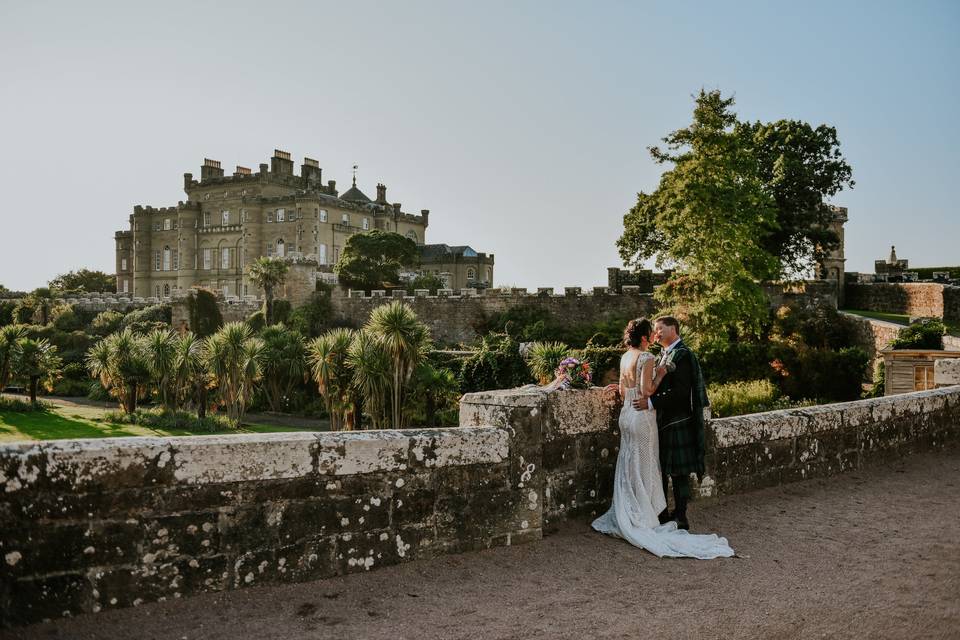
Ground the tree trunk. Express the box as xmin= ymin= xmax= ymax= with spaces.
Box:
xmin=265 ymin=288 xmax=274 ymax=325
xmin=29 ymin=377 xmax=38 ymax=404
xmin=197 ymin=383 xmax=207 ymax=419
xmin=127 ymin=384 xmax=138 ymax=414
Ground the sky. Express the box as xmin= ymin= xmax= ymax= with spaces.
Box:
xmin=0 ymin=0 xmax=957 ymax=291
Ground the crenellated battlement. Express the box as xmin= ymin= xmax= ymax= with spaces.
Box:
xmin=343 ymin=285 xmax=645 ymax=300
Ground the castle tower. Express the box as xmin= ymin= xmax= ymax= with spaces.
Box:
xmin=814 ymin=205 xmax=848 ymax=306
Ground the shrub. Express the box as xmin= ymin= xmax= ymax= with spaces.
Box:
xmin=771 ymin=345 xmax=869 ymax=402
xmin=864 ymin=360 xmax=885 ymax=398
xmin=405 ymin=274 xmax=445 ymax=295
xmin=186 ymin=288 xmax=223 ymax=338
xmin=90 ymin=310 xmax=125 ymax=336
xmin=0 ymin=301 xmax=15 ymax=327
xmin=270 ymin=299 xmax=293 ymax=326
xmin=50 ymin=362 xmax=90 ymax=397
xmin=572 ymin=344 xmax=622 ymax=386
xmin=0 ymin=396 xmax=52 ymax=412
xmin=246 ymin=310 xmax=266 ymax=332
xmin=103 ymin=408 xmax=235 ymax=433
xmin=708 ymin=379 xmax=812 ymax=418
xmin=120 ymin=304 xmax=171 ymax=334
xmin=525 ymin=341 xmax=571 ymax=384
xmin=52 ymin=306 xmax=84 ymax=332
xmin=287 ymin=290 xmax=335 ymax=338
xmin=459 ymin=332 xmax=531 ymax=393
xmin=890 ymin=319 xmax=945 ymax=350
xmin=698 ymin=342 xmax=773 ymax=385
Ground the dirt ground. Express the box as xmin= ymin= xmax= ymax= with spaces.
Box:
xmin=8 ymin=447 xmax=960 ymax=640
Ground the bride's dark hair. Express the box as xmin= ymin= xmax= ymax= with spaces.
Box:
xmin=623 ymin=318 xmax=652 ymax=348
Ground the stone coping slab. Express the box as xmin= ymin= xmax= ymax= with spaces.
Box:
xmin=0 ymin=426 xmax=509 ymax=492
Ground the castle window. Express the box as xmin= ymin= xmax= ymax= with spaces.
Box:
xmin=319 ymin=243 xmax=327 ymax=265
xmin=362 ymin=218 xmax=369 ymax=230
xmin=406 ymin=230 xmax=417 ymax=242
xmin=319 ymin=209 xmax=327 ymax=222
xmin=121 ymin=258 xmax=127 ymax=271
xmin=203 ymin=212 xmax=211 ymax=227
xmin=122 ymin=280 xmax=129 ymax=293
xmin=222 ymin=211 xmax=230 ymax=226
xmin=222 ymin=247 xmax=230 ymax=269
xmin=267 ymin=210 xmax=274 ymax=223
xmin=155 ymin=286 xmax=160 ymax=297
xmin=485 ymin=267 xmax=491 ymax=283
xmin=240 ymin=209 xmax=247 ymax=222
xmin=163 ymin=246 xmax=171 ymax=271
xmin=154 ymin=250 xmax=161 ymax=271
xmin=163 ymin=284 xmax=170 ymax=297
xmin=467 ymin=268 xmax=476 ymax=281
xmin=172 ymin=250 xmax=178 ymax=271
xmin=297 ymin=207 xmax=301 ymax=218
xmin=277 ymin=208 xmax=286 ymax=222
xmin=277 ymin=239 xmax=286 ymax=258
xmin=164 ymin=218 xmax=172 ymax=231
xmin=153 ymin=221 xmax=160 ymax=231
xmin=341 ymin=213 xmax=349 ymax=225
xmin=203 ymin=248 xmax=212 ymax=270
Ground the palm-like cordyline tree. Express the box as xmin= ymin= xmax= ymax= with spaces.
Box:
xmin=365 ymin=301 xmax=431 ymax=429
xmin=145 ymin=329 xmax=178 ymax=410
xmin=247 ymin=257 xmax=289 ymax=325
xmin=260 ymin=324 xmax=307 ymax=412
xmin=172 ymin=331 xmax=209 ymax=416
xmin=0 ymin=324 xmax=27 ymax=390
xmin=347 ymin=329 xmax=391 ymax=430
xmin=307 ymin=328 xmax=356 ymax=431
xmin=409 ymin=363 xmax=460 ymax=427
xmin=13 ymin=338 xmax=62 ymax=403
xmin=85 ymin=329 xmax=151 ymax=413
xmin=204 ymin=322 xmax=264 ymax=423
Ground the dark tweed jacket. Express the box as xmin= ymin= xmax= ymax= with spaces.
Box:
xmin=650 ymin=340 xmax=708 ymax=478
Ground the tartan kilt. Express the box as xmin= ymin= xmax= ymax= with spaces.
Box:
xmin=658 ymin=413 xmax=705 ymax=477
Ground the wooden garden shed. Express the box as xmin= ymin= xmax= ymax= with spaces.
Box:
xmin=881 ymin=349 xmax=960 ymax=395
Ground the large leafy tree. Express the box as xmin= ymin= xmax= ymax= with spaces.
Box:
xmin=248 ymin=258 xmax=289 ymax=325
xmin=617 ymin=90 xmax=853 ymax=346
xmin=334 ymin=231 xmax=417 ymax=291
xmin=49 ymin=269 xmax=116 ymax=294
xmin=737 ymin=119 xmax=854 ymax=276
xmin=618 ymin=90 xmax=780 ymax=346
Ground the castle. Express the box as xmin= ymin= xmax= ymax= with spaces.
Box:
xmin=114 ymin=150 xmax=494 ymax=299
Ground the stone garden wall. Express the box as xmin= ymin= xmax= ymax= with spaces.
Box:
xmin=3 ymin=384 xmax=958 ymax=626
xmin=844 ymin=282 xmax=957 ymax=320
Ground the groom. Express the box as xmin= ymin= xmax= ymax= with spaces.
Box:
xmin=633 ymin=316 xmax=708 ymax=530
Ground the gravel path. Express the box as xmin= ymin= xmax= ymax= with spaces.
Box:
xmin=9 ymin=447 xmax=960 ymax=640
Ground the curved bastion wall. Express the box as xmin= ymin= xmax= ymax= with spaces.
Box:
xmin=2 ymin=385 xmax=958 ymax=626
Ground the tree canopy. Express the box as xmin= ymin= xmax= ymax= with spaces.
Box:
xmin=49 ymin=269 xmax=116 ymax=293
xmin=616 ymin=90 xmax=853 ymax=346
xmin=334 ymin=231 xmax=418 ymax=290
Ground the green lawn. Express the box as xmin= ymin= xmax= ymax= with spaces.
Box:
xmin=841 ymin=309 xmax=910 ymax=325
xmin=0 ymin=400 xmax=326 ymax=443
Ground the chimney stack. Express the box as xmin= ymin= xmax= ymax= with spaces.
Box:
xmin=301 ymin=157 xmax=322 ymax=184
xmin=421 ymin=209 xmax=430 ymax=227
xmin=271 ymin=149 xmax=294 ymax=176
xmin=327 ymin=180 xmax=337 ymax=196
xmin=234 ymin=165 xmax=252 ymax=177
xmin=200 ymin=158 xmax=224 ymax=182
xmin=183 ymin=172 xmax=193 ymax=190
xmin=376 ymin=183 xmax=387 ymax=204
xmin=392 ymin=203 xmax=401 ymax=217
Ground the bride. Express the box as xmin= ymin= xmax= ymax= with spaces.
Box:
xmin=591 ymin=318 xmax=734 ymax=559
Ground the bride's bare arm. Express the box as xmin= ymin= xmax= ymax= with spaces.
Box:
xmin=640 ymin=357 xmax=659 ymax=398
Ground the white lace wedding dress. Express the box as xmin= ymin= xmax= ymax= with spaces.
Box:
xmin=591 ymin=350 xmax=735 ymax=559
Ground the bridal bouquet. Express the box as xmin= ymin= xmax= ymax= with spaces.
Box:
xmin=555 ymin=357 xmax=592 ymax=390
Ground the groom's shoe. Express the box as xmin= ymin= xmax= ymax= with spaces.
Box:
xmin=674 ymin=499 xmax=689 ymax=530
xmin=675 ymin=515 xmax=690 ymax=531
xmin=657 ymin=509 xmax=672 ymax=525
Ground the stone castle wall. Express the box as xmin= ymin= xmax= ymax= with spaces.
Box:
xmin=843 ymin=283 xmax=955 ymax=320
xmin=3 ymin=385 xmax=958 ymax=626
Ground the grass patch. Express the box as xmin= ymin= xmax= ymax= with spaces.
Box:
xmin=0 ymin=398 xmax=328 ymax=442
xmin=709 ymin=379 xmax=816 ymax=418
xmin=841 ymin=309 xmax=910 ymax=325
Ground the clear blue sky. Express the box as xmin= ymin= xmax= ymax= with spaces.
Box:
xmin=0 ymin=1 xmax=957 ymax=291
